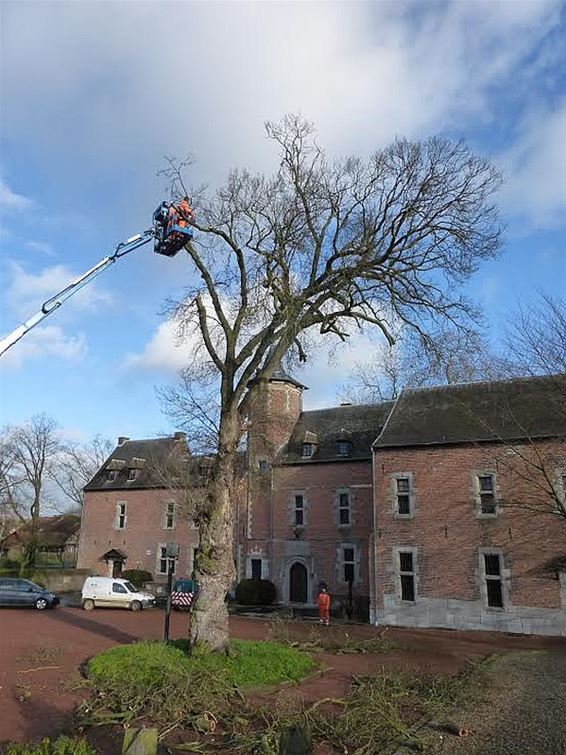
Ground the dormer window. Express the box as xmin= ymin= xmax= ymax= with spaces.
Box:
xmin=337 ymin=440 xmax=351 ymax=456
xmin=302 ymin=443 xmax=313 ymax=458
xmin=127 ymin=469 xmax=137 ymax=481
xmin=107 ymin=470 xmax=117 ymax=482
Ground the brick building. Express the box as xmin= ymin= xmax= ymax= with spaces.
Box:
xmin=77 ymin=371 xmax=566 ymax=634
xmin=371 ymin=377 xmax=566 ymax=635
xmin=77 ymin=433 xmax=201 ymax=581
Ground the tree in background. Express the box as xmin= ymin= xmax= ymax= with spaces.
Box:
xmin=51 ymin=435 xmax=113 ymax=509
xmin=162 ymin=114 xmax=503 ymax=649
xmin=338 ymin=326 xmax=504 ymax=403
xmin=504 ymin=293 xmax=566 ymax=381
xmin=0 ymin=414 xmax=61 ymax=566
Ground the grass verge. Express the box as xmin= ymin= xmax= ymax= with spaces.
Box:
xmin=5 ymin=736 xmax=94 ymax=755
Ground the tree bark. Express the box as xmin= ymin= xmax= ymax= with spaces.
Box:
xmin=190 ymin=409 xmax=239 ymax=651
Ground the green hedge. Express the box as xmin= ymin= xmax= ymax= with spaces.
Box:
xmin=121 ymin=569 xmax=152 ymax=588
xmin=235 ymin=578 xmax=277 ymax=605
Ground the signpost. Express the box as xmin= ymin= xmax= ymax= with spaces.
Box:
xmin=163 ymin=542 xmax=179 ymax=642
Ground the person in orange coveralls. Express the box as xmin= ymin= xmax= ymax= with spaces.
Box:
xmin=177 ymin=196 xmax=194 ymax=227
xmin=167 ymin=196 xmax=194 ymax=233
xmin=318 ymin=583 xmax=330 ymax=626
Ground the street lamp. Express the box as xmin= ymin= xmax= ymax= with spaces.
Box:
xmin=163 ymin=541 xmax=179 ymax=642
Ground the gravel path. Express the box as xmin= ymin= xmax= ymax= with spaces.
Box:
xmin=431 ymin=648 xmax=566 ymax=755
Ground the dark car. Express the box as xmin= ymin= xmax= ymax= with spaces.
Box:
xmin=0 ymin=578 xmax=60 ymax=610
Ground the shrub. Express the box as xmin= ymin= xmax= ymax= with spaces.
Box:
xmin=121 ymin=569 xmax=152 ymax=588
xmin=5 ymin=736 xmax=94 ymax=755
xmin=0 ymin=558 xmax=22 ymax=571
xmin=235 ymin=578 xmax=277 ymax=605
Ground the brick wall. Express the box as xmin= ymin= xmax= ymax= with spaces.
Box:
xmin=247 ymin=459 xmax=374 ymax=617
xmin=77 ymin=488 xmax=200 ymax=581
xmin=373 ymin=440 xmax=566 ymax=635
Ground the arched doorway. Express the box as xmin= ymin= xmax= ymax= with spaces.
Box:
xmin=289 ymin=561 xmax=308 ymax=603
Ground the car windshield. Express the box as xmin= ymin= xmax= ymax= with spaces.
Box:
xmin=123 ymin=581 xmax=136 ymax=592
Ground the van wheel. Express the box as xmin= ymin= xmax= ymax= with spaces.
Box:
xmin=130 ymin=600 xmax=142 ymax=612
xmin=83 ymin=599 xmax=95 ymax=611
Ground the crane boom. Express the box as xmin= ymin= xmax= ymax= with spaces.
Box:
xmin=0 ymin=228 xmax=155 ymax=358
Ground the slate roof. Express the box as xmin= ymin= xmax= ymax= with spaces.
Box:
xmin=279 ymin=402 xmax=395 ymax=464
xmin=84 ymin=436 xmax=196 ymax=491
xmin=373 ymin=374 xmax=566 ymax=449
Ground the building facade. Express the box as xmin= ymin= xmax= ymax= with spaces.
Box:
xmin=77 ymin=372 xmax=566 ymax=634
xmin=370 ymin=378 xmax=566 ymax=635
xmin=77 ymin=434 xmax=200 ymax=581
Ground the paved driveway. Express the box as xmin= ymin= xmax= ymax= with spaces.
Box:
xmin=0 ymin=606 xmax=564 ymax=748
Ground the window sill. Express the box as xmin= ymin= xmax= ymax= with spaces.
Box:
xmin=477 ymin=513 xmax=499 ymax=519
xmin=393 ymin=513 xmax=413 ymax=519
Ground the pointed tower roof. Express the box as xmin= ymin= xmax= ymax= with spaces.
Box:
xmin=269 ymin=363 xmax=309 ymax=390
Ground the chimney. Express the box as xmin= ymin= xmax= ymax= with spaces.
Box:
xmin=174 ymin=431 xmax=187 ymax=442
xmin=117 ymin=436 xmax=130 ymax=446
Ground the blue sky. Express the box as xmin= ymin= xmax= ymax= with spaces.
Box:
xmin=1 ymin=0 xmax=565 ymax=446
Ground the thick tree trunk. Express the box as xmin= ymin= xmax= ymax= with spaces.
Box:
xmin=190 ymin=410 xmax=239 ymax=651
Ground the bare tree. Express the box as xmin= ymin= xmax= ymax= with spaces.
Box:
xmin=505 ymin=293 xmax=566 ymax=379
xmin=339 ymin=326 xmax=503 ymax=403
xmin=51 ymin=435 xmax=113 ymax=509
xmin=162 ymin=115 xmax=503 ymax=649
xmin=0 ymin=415 xmax=61 ymax=565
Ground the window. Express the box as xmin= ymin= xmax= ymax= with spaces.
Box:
xmin=127 ymin=468 xmax=137 ymax=481
xmin=164 ymin=501 xmax=175 ymax=529
xmin=343 ymin=547 xmax=355 ymax=582
xmin=107 ymin=469 xmax=117 ymax=482
xmin=294 ymin=494 xmax=304 ymax=526
xmin=399 ymin=551 xmax=415 ymax=601
xmin=258 ymin=459 xmax=268 ymax=472
xmin=157 ymin=545 xmax=176 ymax=575
xmin=483 ymin=553 xmax=504 ymax=608
xmin=337 ymin=440 xmax=351 ymax=456
xmin=116 ymin=502 xmax=127 ymax=530
xmin=112 ymin=582 xmax=127 ymax=593
xmin=396 ymin=477 xmax=411 ymax=515
xmin=251 ymin=558 xmax=262 ymax=580
xmin=478 ymin=474 xmax=497 ymax=515
xmin=339 ymin=491 xmax=351 ymax=525
xmin=302 ymin=443 xmax=313 ymax=458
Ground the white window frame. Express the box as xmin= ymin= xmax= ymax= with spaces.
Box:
xmin=302 ymin=443 xmax=313 ymax=459
xmin=293 ymin=493 xmax=305 ymax=527
xmin=394 ymin=546 xmax=417 ymax=602
xmin=157 ymin=543 xmax=176 ymax=575
xmin=107 ymin=469 xmax=117 ymax=482
xmin=163 ymin=501 xmax=176 ymax=530
xmin=340 ymin=543 xmax=358 ymax=584
xmin=337 ymin=440 xmax=351 ymax=457
xmin=391 ymin=473 xmax=414 ymax=518
xmin=127 ymin=468 xmax=137 ymax=481
xmin=479 ymin=549 xmax=506 ymax=610
xmin=338 ymin=489 xmax=351 ymax=526
xmin=115 ymin=501 xmax=127 ymax=530
xmin=474 ymin=471 xmax=499 ymax=518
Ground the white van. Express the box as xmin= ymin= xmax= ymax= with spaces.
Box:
xmin=81 ymin=577 xmax=155 ymax=612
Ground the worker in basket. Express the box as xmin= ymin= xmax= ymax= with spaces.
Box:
xmin=168 ymin=196 xmax=194 ymax=234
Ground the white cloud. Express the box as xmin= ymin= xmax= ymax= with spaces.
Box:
xmin=0 ymin=324 xmax=86 ymax=370
xmin=0 ymin=179 xmax=35 ymax=211
xmin=124 ymin=320 xmax=192 ymax=374
xmin=1 ymin=1 xmax=561 ymax=197
xmin=498 ymin=99 xmax=566 ymax=227
xmin=26 ymin=240 xmax=53 ymax=255
xmin=4 ymin=261 xmax=113 ymax=318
